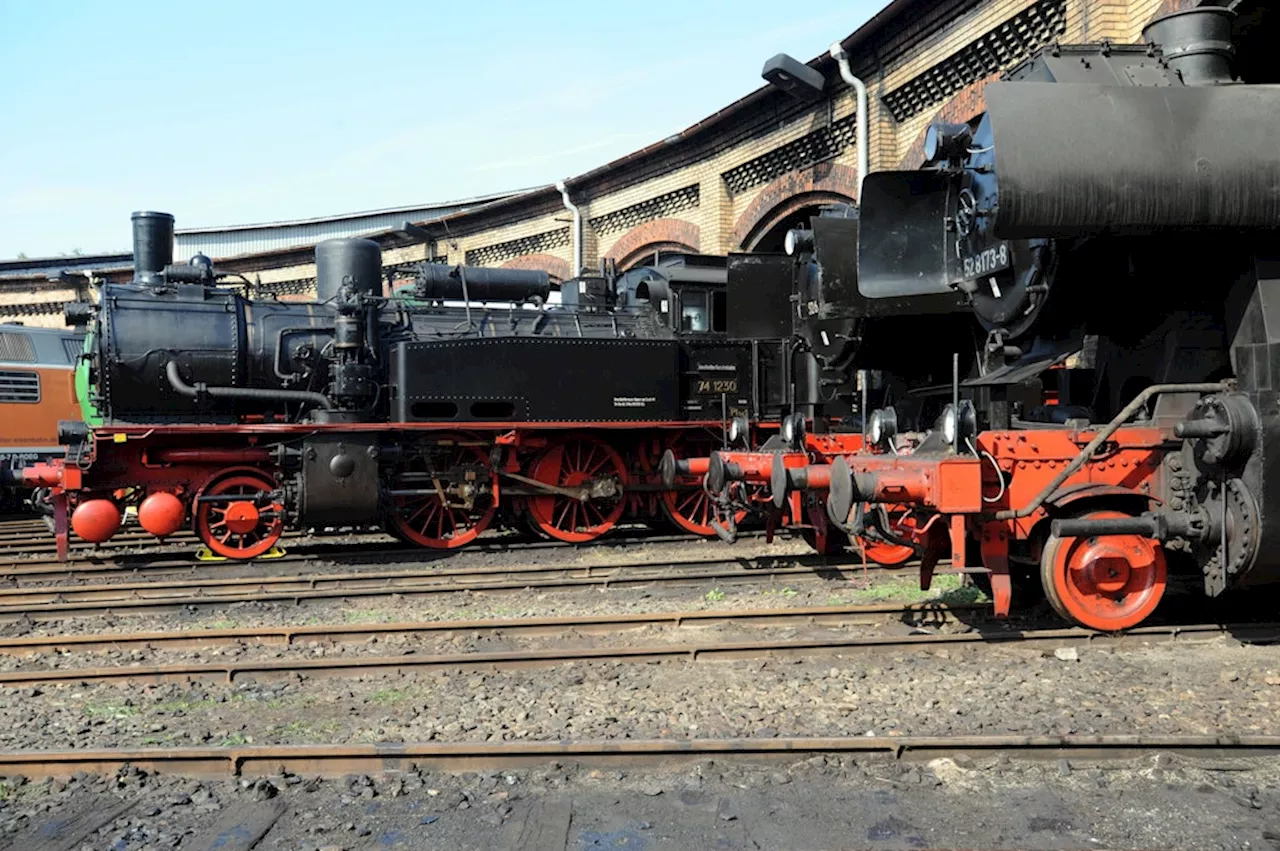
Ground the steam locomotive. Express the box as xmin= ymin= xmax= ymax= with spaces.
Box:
xmin=694 ymin=7 xmax=1280 ymax=630
xmin=27 ymin=211 xmax=845 ymax=560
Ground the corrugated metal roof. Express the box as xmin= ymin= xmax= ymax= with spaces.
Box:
xmin=0 ymin=253 xmax=131 ymax=277
xmin=174 ymin=189 xmax=533 ymax=260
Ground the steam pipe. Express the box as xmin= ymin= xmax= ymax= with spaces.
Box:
xmin=555 ymin=180 xmax=583 ymax=276
xmin=166 ymin=360 xmax=333 ymax=410
xmin=828 ymin=43 xmax=868 ymax=193
xmin=994 ymin=382 xmax=1229 ymax=520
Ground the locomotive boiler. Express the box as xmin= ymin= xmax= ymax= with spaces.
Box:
xmin=700 ymin=7 xmax=1280 ymax=630
xmin=33 ymin=211 xmax=803 ymax=559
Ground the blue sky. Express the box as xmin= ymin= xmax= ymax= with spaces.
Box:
xmin=0 ymin=1 xmax=880 ymax=258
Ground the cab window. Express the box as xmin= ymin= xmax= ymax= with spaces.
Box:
xmin=681 ymin=291 xmax=709 ymax=333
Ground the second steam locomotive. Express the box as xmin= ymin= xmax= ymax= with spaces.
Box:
xmin=694 ymin=6 xmax=1280 ymax=631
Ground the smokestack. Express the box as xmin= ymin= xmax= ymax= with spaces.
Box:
xmin=131 ymin=211 xmax=175 ymax=285
xmin=1143 ymin=7 xmax=1235 ymax=86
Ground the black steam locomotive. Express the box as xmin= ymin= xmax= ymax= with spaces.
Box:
xmin=40 ymin=211 xmax=826 ymax=558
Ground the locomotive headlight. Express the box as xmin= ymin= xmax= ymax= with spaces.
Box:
xmin=924 ymin=122 xmax=974 ymax=165
xmin=784 ymin=228 xmax=814 ymax=257
xmin=867 ymin=407 xmax=898 ymax=449
xmin=938 ymin=400 xmax=977 ymax=448
xmin=782 ymin=413 xmax=806 ymax=446
xmin=941 ymin=404 xmax=958 ymax=445
xmin=727 ymin=415 xmax=749 ymax=447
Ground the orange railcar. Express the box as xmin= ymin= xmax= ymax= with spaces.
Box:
xmin=0 ymin=325 xmax=83 ymax=508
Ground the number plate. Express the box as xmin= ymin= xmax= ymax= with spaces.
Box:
xmin=959 ymin=242 xmax=1011 ymax=279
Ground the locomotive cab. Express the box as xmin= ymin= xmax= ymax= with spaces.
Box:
xmin=614 ymin=255 xmax=729 ymax=335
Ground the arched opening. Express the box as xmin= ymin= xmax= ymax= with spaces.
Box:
xmin=751 ymin=204 xmax=832 ymax=253
xmin=618 ymin=242 xmax=698 ymax=271
xmin=743 ymin=192 xmax=855 ymax=253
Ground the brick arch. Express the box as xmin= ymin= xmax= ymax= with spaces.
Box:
xmin=605 ymin=219 xmax=701 ymax=270
xmin=898 ymin=73 xmax=1001 ymax=169
xmin=502 ymin=252 xmax=570 ymax=284
xmin=732 ymin=161 xmax=859 ymax=250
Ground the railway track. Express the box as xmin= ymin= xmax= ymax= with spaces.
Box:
xmin=0 ymin=616 xmax=1269 ymax=688
xmin=0 ymin=601 xmax=971 ymax=656
xmin=0 ymin=522 xmax=775 ymax=577
xmin=0 ymin=554 xmax=889 ymax=622
xmin=1 ymin=734 xmax=1277 ymax=779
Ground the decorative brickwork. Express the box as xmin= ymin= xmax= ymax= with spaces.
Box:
xmin=256 ymin=279 xmax=315 ymax=298
xmin=501 ymin=253 xmax=571 ymax=284
xmin=604 ymin=219 xmax=701 ymax=270
xmin=732 ymin=161 xmax=859 ymax=250
xmin=881 ymin=0 xmax=1068 ymax=122
xmin=465 ymin=228 xmax=570 ymax=267
xmin=721 ymin=115 xmax=857 ymax=196
xmin=588 ymin=186 xmax=700 ymax=237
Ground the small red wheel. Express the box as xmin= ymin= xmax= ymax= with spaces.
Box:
xmin=390 ymin=443 xmax=496 ymax=550
xmin=193 ymin=472 xmax=283 ymax=560
xmin=1041 ymin=509 xmax=1167 ymax=631
xmin=660 ymin=431 xmax=746 ymax=537
xmin=856 ymin=504 xmax=921 ymax=567
xmin=527 ymin=436 xmax=627 ymax=543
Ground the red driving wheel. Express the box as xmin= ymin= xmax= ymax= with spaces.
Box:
xmin=390 ymin=443 xmax=497 ymax=550
xmin=193 ymin=472 xmax=284 ymax=560
xmin=660 ymin=431 xmax=747 ymax=537
xmin=527 ymin=436 xmax=627 ymax=543
xmin=1041 ymin=509 xmax=1167 ymax=631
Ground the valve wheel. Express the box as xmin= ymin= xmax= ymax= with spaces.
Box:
xmin=660 ymin=432 xmax=746 ymax=537
xmin=1040 ymin=509 xmax=1167 ymax=631
xmin=390 ymin=443 xmax=496 ymax=550
xmin=527 ymin=437 xmax=627 ymax=543
xmin=857 ymin=504 xmax=921 ymax=567
xmin=193 ymin=473 xmax=283 ymax=560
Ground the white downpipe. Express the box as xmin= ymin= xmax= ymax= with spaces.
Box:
xmin=555 ymin=180 xmax=583 ymax=276
xmin=828 ymin=42 xmax=869 ymax=195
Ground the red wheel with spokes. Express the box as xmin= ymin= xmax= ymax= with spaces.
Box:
xmin=390 ymin=443 xmax=497 ymax=549
xmin=527 ymin=437 xmax=627 ymax=543
xmin=1040 ymin=509 xmax=1167 ymax=631
xmin=660 ymin=432 xmax=746 ymax=537
xmin=856 ymin=504 xmax=921 ymax=567
xmin=193 ymin=472 xmax=283 ymax=560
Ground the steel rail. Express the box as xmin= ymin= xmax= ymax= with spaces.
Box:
xmin=0 ymin=564 xmax=862 ymax=623
xmin=3 ymin=735 xmax=1280 ymax=779
xmin=0 ymin=601 xmax=972 ymax=656
xmin=0 ymin=621 xmax=1268 ymax=688
xmin=0 ymin=527 xmax=776 ymax=576
xmin=0 ymin=553 xmax=833 ymax=605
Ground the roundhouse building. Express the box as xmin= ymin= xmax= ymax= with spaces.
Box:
xmin=1 ymin=0 xmax=1269 ymax=325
